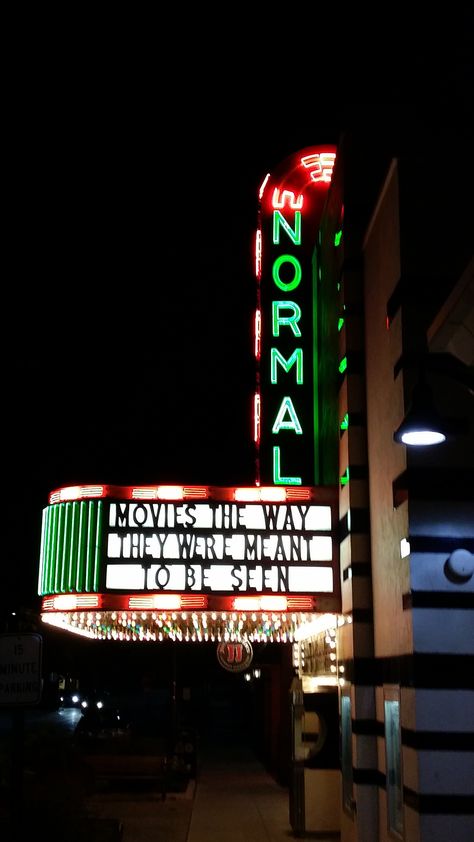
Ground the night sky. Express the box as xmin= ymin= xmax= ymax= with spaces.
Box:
xmin=3 ymin=16 xmax=473 ymax=619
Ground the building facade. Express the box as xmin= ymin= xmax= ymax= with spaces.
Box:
xmin=31 ymin=130 xmax=473 ymax=841
xmin=323 ymin=131 xmax=473 ymax=842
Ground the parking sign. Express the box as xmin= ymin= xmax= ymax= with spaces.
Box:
xmin=0 ymin=633 xmax=42 ymax=706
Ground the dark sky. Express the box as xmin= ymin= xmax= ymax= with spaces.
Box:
xmin=3 ymin=15 xmax=473 ymax=613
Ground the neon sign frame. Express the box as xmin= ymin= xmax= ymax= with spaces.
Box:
xmin=255 ymin=146 xmax=336 ymax=486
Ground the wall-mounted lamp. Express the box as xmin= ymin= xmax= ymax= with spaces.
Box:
xmin=393 ymin=379 xmax=447 ymax=446
xmin=393 ymin=353 xmax=473 ymax=447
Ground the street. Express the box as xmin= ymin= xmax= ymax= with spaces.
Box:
xmin=0 ymin=705 xmax=193 ymax=841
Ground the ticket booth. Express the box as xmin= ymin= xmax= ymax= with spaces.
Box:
xmin=290 ymin=677 xmax=341 ymax=836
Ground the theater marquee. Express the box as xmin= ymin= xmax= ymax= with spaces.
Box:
xmin=106 ymin=499 xmax=334 ymax=594
xmin=38 ymin=143 xmax=342 ymax=644
xmin=39 ymin=484 xmax=339 ymax=641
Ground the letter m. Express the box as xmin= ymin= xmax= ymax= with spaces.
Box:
xmin=271 ymin=348 xmax=303 ymax=384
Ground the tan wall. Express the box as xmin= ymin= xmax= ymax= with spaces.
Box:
xmin=363 ymin=163 xmax=412 ymax=658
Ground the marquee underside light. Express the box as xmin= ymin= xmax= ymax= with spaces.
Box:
xmin=38 ymin=484 xmax=340 ymax=640
xmin=40 ymin=602 xmax=319 ymax=643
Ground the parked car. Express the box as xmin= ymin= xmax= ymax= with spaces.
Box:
xmin=59 ymin=690 xmax=86 ymax=709
xmin=74 ymin=706 xmax=131 ymax=745
xmin=60 ymin=688 xmax=112 ymax=711
xmin=73 ymin=706 xmax=191 ymax=792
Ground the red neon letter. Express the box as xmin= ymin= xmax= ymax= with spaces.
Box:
xmin=272 ymin=188 xmax=303 ymax=210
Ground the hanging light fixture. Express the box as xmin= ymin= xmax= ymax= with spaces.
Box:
xmin=393 ymin=377 xmax=447 ymax=446
xmin=393 ymin=350 xmax=473 ymax=447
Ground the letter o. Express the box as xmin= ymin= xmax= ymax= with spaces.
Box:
xmin=272 ymin=255 xmax=302 ymax=292
xmin=155 ymin=565 xmax=171 ymax=589
xmin=133 ymin=504 xmax=148 ymax=526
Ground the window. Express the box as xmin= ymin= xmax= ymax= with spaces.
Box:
xmin=384 ymin=688 xmax=403 ymax=837
xmin=341 ymin=693 xmax=353 ymax=811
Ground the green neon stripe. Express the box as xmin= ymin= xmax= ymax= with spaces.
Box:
xmin=56 ymin=505 xmax=67 ymax=592
xmin=68 ymin=502 xmax=79 ymax=591
xmin=340 ymin=413 xmax=349 ymax=431
xmin=338 ymin=317 xmax=345 ymax=332
xmin=76 ymin=501 xmax=87 ymax=592
xmin=334 ymin=230 xmax=342 ymax=247
xmin=41 ymin=500 xmax=102 ymax=594
xmin=339 ymin=356 xmax=347 ymax=374
xmin=38 ymin=508 xmax=48 ymax=595
xmin=45 ymin=507 xmax=54 ymax=593
xmin=312 ymin=249 xmax=320 ymax=484
xmin=340 ymin=467 xmax=350 ymax=486
xmin=60 ymin=503 xmax=72 ymax=592
xmin=93 ymin=501 xmax=103 ymax=592
xmin=40 ymin=509 xmax=47 ymax=595
xmin=45 ymin=507 xmax=52 ymax=593
xmin=48 ymin=505 xmax=58 ymax=593
xmin=50 ymin=505 xmax=61 ymax=593
xmin=85 ymin=501 xmax=96 ymax=592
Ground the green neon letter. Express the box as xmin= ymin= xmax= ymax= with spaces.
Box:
xmin=339 ymin=356 xmax=347 ymax=374
xmin=272 ymin=255 xmax=302 ymax=292
xmin=273 ymin=211 xmax=302 ymax=245
xmin=272 ymin=301 xmax=302 ymax=337
xmin=273 ymin=446 xmax=302 ymax=486
xmin=271 ymin=348 xmax=303 ymax=384
xmin=272 ymin=397 xmax=303 ymax=434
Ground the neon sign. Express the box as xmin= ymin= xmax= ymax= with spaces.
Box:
xmin=38 ymin=486 xmax=338 ymax=602
xmin=255 ymin=145 xmax=337 ymax=486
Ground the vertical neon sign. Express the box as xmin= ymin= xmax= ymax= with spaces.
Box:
xmin=255 ymin=146 xmax=336 ymax=486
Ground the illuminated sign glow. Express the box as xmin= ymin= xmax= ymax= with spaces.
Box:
xmin=47 ymin=484 xmax=315 ymax=505
xmin=41 ymin=606 xmax=314 ymax=643
xmin=105 ymin=500 xmax=333 ymax=595
xmin=38 ymin=490 xmax=338 ymax=604
xmin=272 ymin=188 xmax=303 ymax=210
xmin=255 ymin=145 xmax=337 ymax=486
xmin=300 ymin=152 xmax=336 ymax=183
xmin=255 ymin=229 xmax=262 ymax=279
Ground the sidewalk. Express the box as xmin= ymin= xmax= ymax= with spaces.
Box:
xmin=1 ymin=736 xmax=340 ymax=841
xmin=187 ymin=740 xmax=292 ymax=842
xmin=84 ymin=740 xmax=292 ymax=842
xmin=85 ymin=785 xmax=194 ymax=842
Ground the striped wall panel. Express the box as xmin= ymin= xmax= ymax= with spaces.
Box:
xmin=38 ymin=500 xmax=104 ymax=595
xmin=335 ymin=234 xmax=378 ymax=840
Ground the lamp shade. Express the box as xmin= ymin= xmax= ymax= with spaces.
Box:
xmin=393 ymin=379 xmax=447 ymax=446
